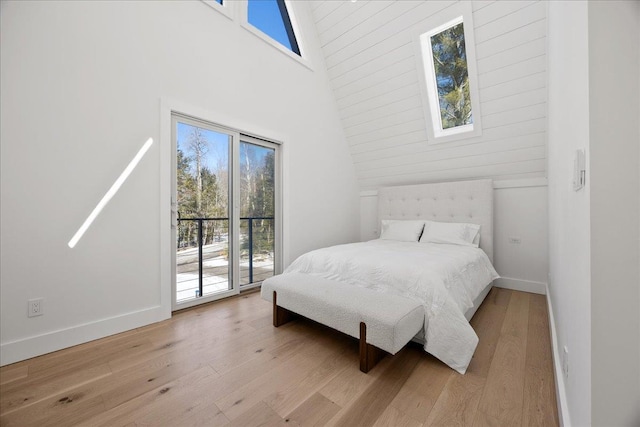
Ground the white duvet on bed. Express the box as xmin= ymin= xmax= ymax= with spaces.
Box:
xmin=282 ymin=239 xmax=499 ymax=374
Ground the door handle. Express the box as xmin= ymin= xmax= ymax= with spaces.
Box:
xmin=171 ymin=207 xmax=178 ymax=229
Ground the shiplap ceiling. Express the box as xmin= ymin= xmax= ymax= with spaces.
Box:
xmin=308 ymin=1 xmax=547 ymax=190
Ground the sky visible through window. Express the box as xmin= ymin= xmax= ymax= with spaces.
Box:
xmin=176 ymin=123 xmax=270 ymax=175
xmin=177 ymin=123 xmax=229 ymax=172
xmin=248 ymin=0 xmax=299 ymax=54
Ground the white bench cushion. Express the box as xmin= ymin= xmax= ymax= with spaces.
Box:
xmin=261 ymin=273 xmax=424 ymax=355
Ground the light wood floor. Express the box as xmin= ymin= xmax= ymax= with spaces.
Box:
xmin=0 ymin=287 xmax=558 ymax=426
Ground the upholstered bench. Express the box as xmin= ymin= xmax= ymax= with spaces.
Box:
xmin=261 ymin=273 xmax=425 ymax=373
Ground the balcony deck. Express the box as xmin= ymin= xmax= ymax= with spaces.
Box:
xmin=176 ymin=242 xmax=274 ymax=303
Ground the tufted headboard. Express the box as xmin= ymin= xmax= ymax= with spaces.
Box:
xmin=377 ymin=179 xmax=494 ymax=263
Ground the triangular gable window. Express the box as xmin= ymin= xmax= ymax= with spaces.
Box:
xmin=248 ymin=0 xmax=301 ymax=56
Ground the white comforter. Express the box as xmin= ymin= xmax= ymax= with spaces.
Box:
xmin=283 ymin=239 xmax=499 ymax=373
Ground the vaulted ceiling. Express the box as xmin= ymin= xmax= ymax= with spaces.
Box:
xmin=308 ymin=1 xmax=547 ymax=190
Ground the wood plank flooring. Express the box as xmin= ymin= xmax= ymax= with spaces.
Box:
xmin=0 ymin=288 xmax=558 ymax=426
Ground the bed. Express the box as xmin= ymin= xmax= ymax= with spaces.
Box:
xmin=261 ymin=179 xmax=499 ymax=374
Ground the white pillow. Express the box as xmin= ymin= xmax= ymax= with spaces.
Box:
xmin=380 ymin=220 xmax=425 ymax=242
xmin=420 ymin=220 xmax=481 ymax=247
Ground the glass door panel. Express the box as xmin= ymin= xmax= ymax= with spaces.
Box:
xmin=175 ymin=119 xmax=232 ymax=304
xmin=171 ymin=114 xmax=280 ymax=310
xmin=239 ymin=139 xmax=276 ymax=287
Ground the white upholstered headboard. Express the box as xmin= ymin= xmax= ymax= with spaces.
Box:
xmin=377 ymin=179 xmax=494 ymax=263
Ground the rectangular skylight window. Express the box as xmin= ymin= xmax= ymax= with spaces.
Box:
xmin=418 ymin=13 xmax=482 ymax=142
xmin=248 ymin=0 xmax=300 ymax=56
xmin=431 ymin=21 xmax=472 ymax=130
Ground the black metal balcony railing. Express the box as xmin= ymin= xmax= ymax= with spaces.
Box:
xmin=177 ymin=216 xmax=274 ymax=298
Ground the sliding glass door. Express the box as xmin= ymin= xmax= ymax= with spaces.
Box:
xmin=239 ymin=137 xmax=277 ymax=288
xmin=171 ymin=114 xmax=279 ymax=310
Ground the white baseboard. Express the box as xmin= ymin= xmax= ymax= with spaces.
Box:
xmin=546 ymin=283 xmax=572 ymax=427
xmin=0 ymin=306 xmax=169 ymax=367
xmin=493 ymin=277 xmax=546 ymax=295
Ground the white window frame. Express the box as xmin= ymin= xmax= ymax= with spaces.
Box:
xmin=201 ymin=0 xmax=235 ymax=21
xmin=170 ymin=114 xmax=240 ymax=310
xmin=414 ymin=3 xmax=482 ymax=144
xmin=238 ymin=0 xmax=312 ymax=70
xmin=160 ymin=98 xmax=288 ymax=315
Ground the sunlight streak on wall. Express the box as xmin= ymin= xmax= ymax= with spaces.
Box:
xmin=68 ymin=137 xmax=154 ymax=248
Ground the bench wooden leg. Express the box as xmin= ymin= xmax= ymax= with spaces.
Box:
xmin=359 ymin=322 xmax=385 ymax=373
xmin=273 ymin=291 xmax=297 ymax=327
xmin=273 ymin=293 xmax=384 ymax=372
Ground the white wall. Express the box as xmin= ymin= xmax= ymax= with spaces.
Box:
xmin=548 ymin=1 xmax=640 ymax=425
xmin=547 ymin=2 xmax=592 ymax=425
xmin=492 ymin=181 xmax=547 ymax=292
xmin=359 ymin=180 xmax=548 ymax=295
xmin=588 ymin=2 xmax=640 ymax=425
xmin=0 ymin=1 xmax=359 ymax=365
xmin=311 ymin=1 xmax=548 ymax=189
xmin=346 ymin=0 xmax=552 ymax=294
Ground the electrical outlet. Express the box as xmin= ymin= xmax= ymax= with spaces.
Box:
xmin=562 ymin=346 xmax=569 ymax=378
xmin=28 ymin=298 xmax=44 ymax=317
xmin=508 ymin=236 xmax=522 ymax=244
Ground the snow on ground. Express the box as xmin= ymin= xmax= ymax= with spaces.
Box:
xmin=176 ymin=245 xmax=274 ymax=303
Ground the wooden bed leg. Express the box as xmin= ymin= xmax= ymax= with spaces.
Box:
xmin=273 ymin=291 xmax=296 ymax=327
xmin=359 ymin=322 xmax=384 ymax=373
